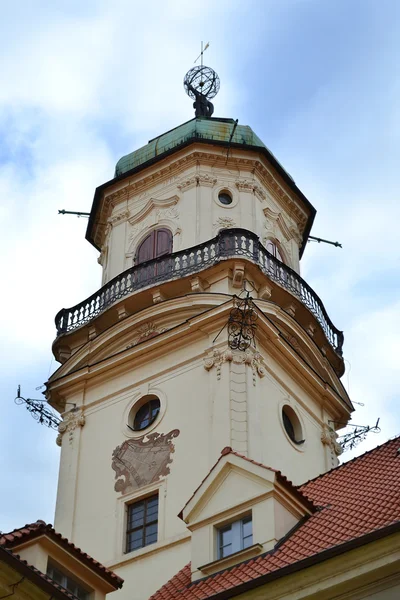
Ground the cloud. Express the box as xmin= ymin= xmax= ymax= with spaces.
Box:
xmin=1 ymin=0 xmax=399 ymax=530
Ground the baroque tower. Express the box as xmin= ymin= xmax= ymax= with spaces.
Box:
xmin=47 ymin=68 xmax=352 ymax=600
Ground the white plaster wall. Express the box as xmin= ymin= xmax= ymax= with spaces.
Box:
xmin=54 ymin=327 xmax=334 ymax=600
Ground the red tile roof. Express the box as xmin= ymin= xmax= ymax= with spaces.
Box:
xmin=151 ymin=436 xmax=400 ymax=600
xmin=1 ymin=545 xmax=81 ymax=600
xmin=0 ymin=520 xmax=123 ymax=589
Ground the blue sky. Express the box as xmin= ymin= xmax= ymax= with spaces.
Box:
xmin=1 ymin=0 xmax=399 ymax=532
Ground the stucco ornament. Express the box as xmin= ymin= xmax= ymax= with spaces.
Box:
xmin=321 ymin=425 xmax=343 ymax=456
xmin=107 ymin=209 xmax=130 ymax=226
xmin=126 ymin=322 xmax=167 ymax=349
xmin=235 ymin=179 xmax=254 ymax=192
xmin=56 ymin=409 xmax=85 ymax=446
xmin=203 ymin=346 xmax=266 ymax=385
xmin=127 ymin=205 xmax=180 ymax=253
xmin=111 ymin=430 xmax=180 ymax=494
xmin=213 ymin=217 xmax=236 ymax=232
xmin=177 ymin=173 xmax=217 ymax=191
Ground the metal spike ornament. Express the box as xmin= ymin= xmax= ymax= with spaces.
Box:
xmin=14 ymin=385 xmax=61 ymax=430
xmin=227 ymin=294 xmax=258 ymax=351
xmin=184 ymin=42 xmax=220 ymax=117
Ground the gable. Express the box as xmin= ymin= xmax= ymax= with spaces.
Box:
xmin=185 ymin=461 xmax=275 ymax=526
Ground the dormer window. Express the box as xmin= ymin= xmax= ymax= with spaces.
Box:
xmin=47 ymin=561 xmax=89 ymax=600
xmin=217 ymin=515 xmax=253 ymax=558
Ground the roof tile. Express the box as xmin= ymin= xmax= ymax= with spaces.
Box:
xmin=150 ymin=435 xmax=400 ymax=600
xmin=0 ymin=520 xmax=123 ymax=589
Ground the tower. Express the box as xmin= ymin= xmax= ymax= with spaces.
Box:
xmin=47 ymin=67 xmax=352 ymax=600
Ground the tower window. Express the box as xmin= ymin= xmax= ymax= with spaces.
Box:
xmin=47 ymin=562 xmax=89 ymax=600
xmin=218 ymin=191 xmax=233 ymax=206
xmin=129 ymin=395 xmax=161 ymax=431
xmin=282 ymin=405 xmax=304 ymax=445
xmin=217 ymin=515 xmax=252 ymax=559
xmin=126 ymin=494 xmax=159 ymax=553
xmin=266 ymin=240 xmax=285 ymax=264
xmin=136 ymin=228 xmax=172 ymax=265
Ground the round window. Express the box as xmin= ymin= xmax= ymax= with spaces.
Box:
xmin=218 ymin=191 xmax=233 ymax=206
xmin=130 ymin=396 xmax=160 ymax=431
xmin=282 ymin=406 xmax=304 ymax=445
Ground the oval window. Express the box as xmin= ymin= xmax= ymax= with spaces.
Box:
xmin=218 ymin=191 xmax=233 ymax=206
xmin=130 ymin=396 xmax=161 ymax=431
xmin=282 ymin=405 xmax=304 ymax=444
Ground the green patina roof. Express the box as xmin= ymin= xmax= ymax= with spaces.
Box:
xmin=115 ymin=117 xmax=293 ymax=181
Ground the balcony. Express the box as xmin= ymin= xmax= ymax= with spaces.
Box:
xmin=55 ymin=229 xmax=343 ymax=356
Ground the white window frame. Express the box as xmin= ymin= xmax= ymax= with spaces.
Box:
xmin=217 ymin=515 xmax=253 ymax=559
xmin=47 ymin=561 xmax=90 ymax=600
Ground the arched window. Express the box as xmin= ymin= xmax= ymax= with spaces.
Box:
xmin=266 ymin=239 xmax=285 ymax=264
xmin=135 ymin=228 xmax=173 ymax=284
xmin=136 ymin=228 xmax=173 ymax=265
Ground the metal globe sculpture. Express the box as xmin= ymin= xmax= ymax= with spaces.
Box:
xmin=184 ymin=66 xmax=220 ymax=100
xmin=183 ymin=65 xmax=220 ymax=117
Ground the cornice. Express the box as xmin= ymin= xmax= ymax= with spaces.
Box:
xmin=48 ymin=295 xmax=348 ymax=422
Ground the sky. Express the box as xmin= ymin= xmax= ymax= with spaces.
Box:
xmin=1 ymin=0 xmax=399 ymax=533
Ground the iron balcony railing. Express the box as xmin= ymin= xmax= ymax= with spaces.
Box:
xmin=55 ymin=228 xmax=343 ymax=355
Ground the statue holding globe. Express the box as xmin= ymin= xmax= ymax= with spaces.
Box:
xmin=184 ymin=65 xmax=220 ymax=118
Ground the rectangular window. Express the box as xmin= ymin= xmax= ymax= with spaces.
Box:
xmin=218 ymin=515 xmax=253 ymax=559
xmin=126 ymin=494 xmax=159 ymax=553
xmin=47 ymin=562 xmax=89 ymax=600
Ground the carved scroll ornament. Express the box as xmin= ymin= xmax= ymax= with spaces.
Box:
xmin=204 ymin=347 xmax=267 ymax=385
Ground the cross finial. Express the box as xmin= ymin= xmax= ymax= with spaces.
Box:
xmin=194 ymin=41 xmax=210 ymax=67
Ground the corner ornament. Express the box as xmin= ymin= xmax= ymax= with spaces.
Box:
xmin=56 ymin=409 xmax=85 ymax=446
xmin=321 ymin=425 xmax=343 ymax=456
xmin=203 ymin=347 xmax=267 ymax=385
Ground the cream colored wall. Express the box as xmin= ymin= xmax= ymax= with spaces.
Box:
xmin=100 ymin=148 xmax=303 ymax=284
xmin=53 ymin=317 xmax=340 ymax=600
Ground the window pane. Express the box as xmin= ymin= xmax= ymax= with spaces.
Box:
xmin=243 ymin=534 xmax=253 ymax=549
xmin=127 ymin=495 xmax=158 ymax=553
xmin=242 ymin=517 xmax=252 ymax=538
xmin=220 ymin=543 xmax=233 ymax=558
xmin=220 ymin=526 xmax=232 ymax=545
xmin=145 ymin=523 xmax=158 ymax=545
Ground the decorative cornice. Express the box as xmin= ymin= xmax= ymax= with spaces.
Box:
xmin=203 ymin=346 xmax=267 ymax=385
xmin=56 ymin=409 xmax=85 ymax=446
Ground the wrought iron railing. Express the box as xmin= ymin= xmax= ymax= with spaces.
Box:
xmin=55 ymin=229 xmax=343 ymax=355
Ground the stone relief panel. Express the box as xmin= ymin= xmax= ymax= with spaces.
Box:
xmin=111 ymin=429 xmax=180 ymax=494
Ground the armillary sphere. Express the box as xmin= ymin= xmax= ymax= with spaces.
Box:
xmin=184 ymin=66 xmax=220 ymax=100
